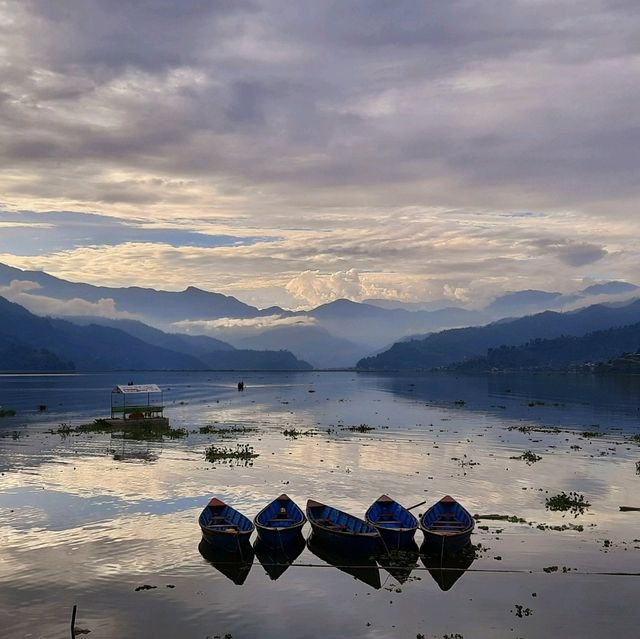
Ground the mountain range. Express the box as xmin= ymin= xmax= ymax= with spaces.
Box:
xmin=1 ymin=261 xmax=639 ymax=370
xmin=357 ymin=299 xmax=640 ymax=370
xmin=0 ymin=297 xmax=311 ymax=372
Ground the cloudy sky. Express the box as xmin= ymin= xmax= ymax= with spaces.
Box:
xmin=1 ymin=0 xmax=639 ymax=309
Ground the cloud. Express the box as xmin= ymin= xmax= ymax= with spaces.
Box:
xmin=171 ymin=314 xmax=316 ymax=332
xmin=533 ymin=239 xmax=608 ymax=267
xmin=0 ymin=2 xmax=640 ymax=307
xmin=0 ymin=279 xmax=137 ymax=319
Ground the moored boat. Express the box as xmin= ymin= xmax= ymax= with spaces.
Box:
xmin=365 ymin=494 xmax=418 ymax=550
xmin=419 ymin=495 xmax=474 ymax=554
xmin=199 ymin=497 xmax=254 ymax=552
xmin=254 ymin=494 xmax=306 ymax=549
xmin=306 ymin=499 xmax=379 ymax=554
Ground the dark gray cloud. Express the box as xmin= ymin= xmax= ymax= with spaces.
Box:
xmin=0 ymin=1 xmax=639 ymax=306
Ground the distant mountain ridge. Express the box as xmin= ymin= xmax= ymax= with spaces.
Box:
xmin=2 ymin=262 xmax=638 ymax=369
xmin=357 ymin=298 xmax=640 ymax=370
xmin=449 ymin=322 xmax=640 ymax=371
xmin=0 ymin=297 xmax=311 ymax=371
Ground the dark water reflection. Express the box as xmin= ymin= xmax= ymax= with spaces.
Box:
xmin=307 ymin=534 xmax=381 ymax=590
xmin=198 ymin=539 xmax=255 ymax=585
xmin=375 ymin=542 xmax=420 ymax=584
xmin=420 ymin=545 xmax=476 ymax=591
xmin=1 ymin=371 xmax=640 ymax=638
xmin=254 ymin=535 xmax=306 ymax=581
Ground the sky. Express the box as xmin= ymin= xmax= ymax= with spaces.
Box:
xmin=1 ymin=0 xmax=639 ymax=310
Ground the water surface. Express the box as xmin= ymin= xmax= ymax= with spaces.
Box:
xmin=1 ymin=371 xmax=639 ymax=638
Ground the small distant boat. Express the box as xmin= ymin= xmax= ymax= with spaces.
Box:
xmin=254 ymin=534 xmax=306 ymax=581
xmin=306 ymin=499 xmax=379 ymax=553
xmin=419 ymin=495 xmax=474 ymax=554
xmin=307 ymin=534 xmax=381 ymax=590
xmin=198 ymin=539 xmax=254 ymax=585
xmin=254 ymin=494 xmax=306 ymax=549
xmin=365 ymin=494 xmax=419 ymax=550
xmin=199 ymin=497 xmax=254 ymax=552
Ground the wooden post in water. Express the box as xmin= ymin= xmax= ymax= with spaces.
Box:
xmin=70 ymin=604 xmax=77 ymax=639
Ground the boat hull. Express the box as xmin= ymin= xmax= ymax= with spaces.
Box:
xmin=254 ymin=494 xmax=306 ymax=549
xmin=419 ymin=495 xmax=474 ymax=555
xmin=306 ymin=499 xmax=379 ymax=554
xmin=199 ymin=497 xmax=255 ymax=553
xmin=365 ymin=495 xmax=418 ymax=551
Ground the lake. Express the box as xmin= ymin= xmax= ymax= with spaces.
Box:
xmin=1 ymin=371 xmax=639 ymax=638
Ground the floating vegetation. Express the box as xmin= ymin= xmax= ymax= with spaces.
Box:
xmin=630 ymin=434 xmax=640 ymax=444
xmin=536 ymin=523 xmax=584 ymax=532
xmin=198 ymin=425 xmax=257 ymax=436
xmin=510 ymin=450 xmax=542 ymax=464
xmin=512 ymin=604 xmax=533 ymax=617
xmin=453 ymin=399 xmax=466 ymax=405
xmin=53 ymin=420 xmax=187 ymax=441
xmin=283 ymin=428 xmax=316 ymax=438
xmin=474 ymin=514 xmax=527 ymax=524
xmin=545 ymin=491 xmax=591 ymax=515
xmin=581 ymin=431 xmax=602 ymax=438
xmin=163 ymin=427 xmax=188 ymax=439
xmin=204 ymin=443 xmax=258 ymax=464
xmin=0 ymin=408 xmax=16 ymax=418
xmin=345 ymin=424 xmax=376 ymax=432
xmin=507 ymin=425 xmax=560 ymax=434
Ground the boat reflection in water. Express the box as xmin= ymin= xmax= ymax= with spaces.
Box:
xmin=254 ymin=534 xmax=306 ymax=581
xmin=307 ymin=534 xmax=381 ymax=590
xmin=198 ymin=539 xmax=255 ymax=586
xmin=375 ymin=540 xmax=420 ymax=584
xmin=420 ymin=545 xmax=476 ymax=591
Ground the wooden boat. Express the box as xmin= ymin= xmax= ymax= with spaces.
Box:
xmin=198 ymin=539 xmax=254 ymax=585
xmin=254 ymin=534 xmax=306 ymax=581
xmin=307 ymin=534 xmax=381 ymax=590
xmin=365 ymin=494 xmax=418 ymax=550
xmin=198 ymin=497 xmax=254 ymax=552
xmin=306 ymin=499 xmax=379 ymax=554
xmin=419 ymin=495 xmax=474 ymax=554
xmin=254 ymin=494 xmax=306 ymax=549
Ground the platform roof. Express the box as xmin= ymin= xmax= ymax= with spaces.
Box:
xmin=113 ymin=384 xmax=161 ymax=394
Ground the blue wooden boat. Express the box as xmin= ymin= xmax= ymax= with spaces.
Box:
xmin=254 ymin=494 xmax=306 ymax=549
xmin=198 ymin=497 xmax=254 ymax=552
xmin=419 ymin=495 xmax=474 ymax=554
xmin=306 ymin=499 xmax=379 ymax=554
xmin=365 ymin=494 xmax=418 ymax=550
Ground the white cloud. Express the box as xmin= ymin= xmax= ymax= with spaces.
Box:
xmin=0 ymin=279 xmax=137 ymax=319
xmin=171 ymin=315 xmax=316 ymax=333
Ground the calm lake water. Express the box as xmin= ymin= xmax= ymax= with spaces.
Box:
xmin=1 ymin=371 xmax=639 ymax=638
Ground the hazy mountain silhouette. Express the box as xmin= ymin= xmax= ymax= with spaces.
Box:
xmin=358 ymin=298 xmax=640 ymax=370
xmin=450 ymin=322 xmax=640 ymax=371
xmin=0 ymin=297 xmax=311 ymax=371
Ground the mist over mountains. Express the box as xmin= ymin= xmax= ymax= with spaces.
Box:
xmin=0 ymin=262 xmax=638 ymax=371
